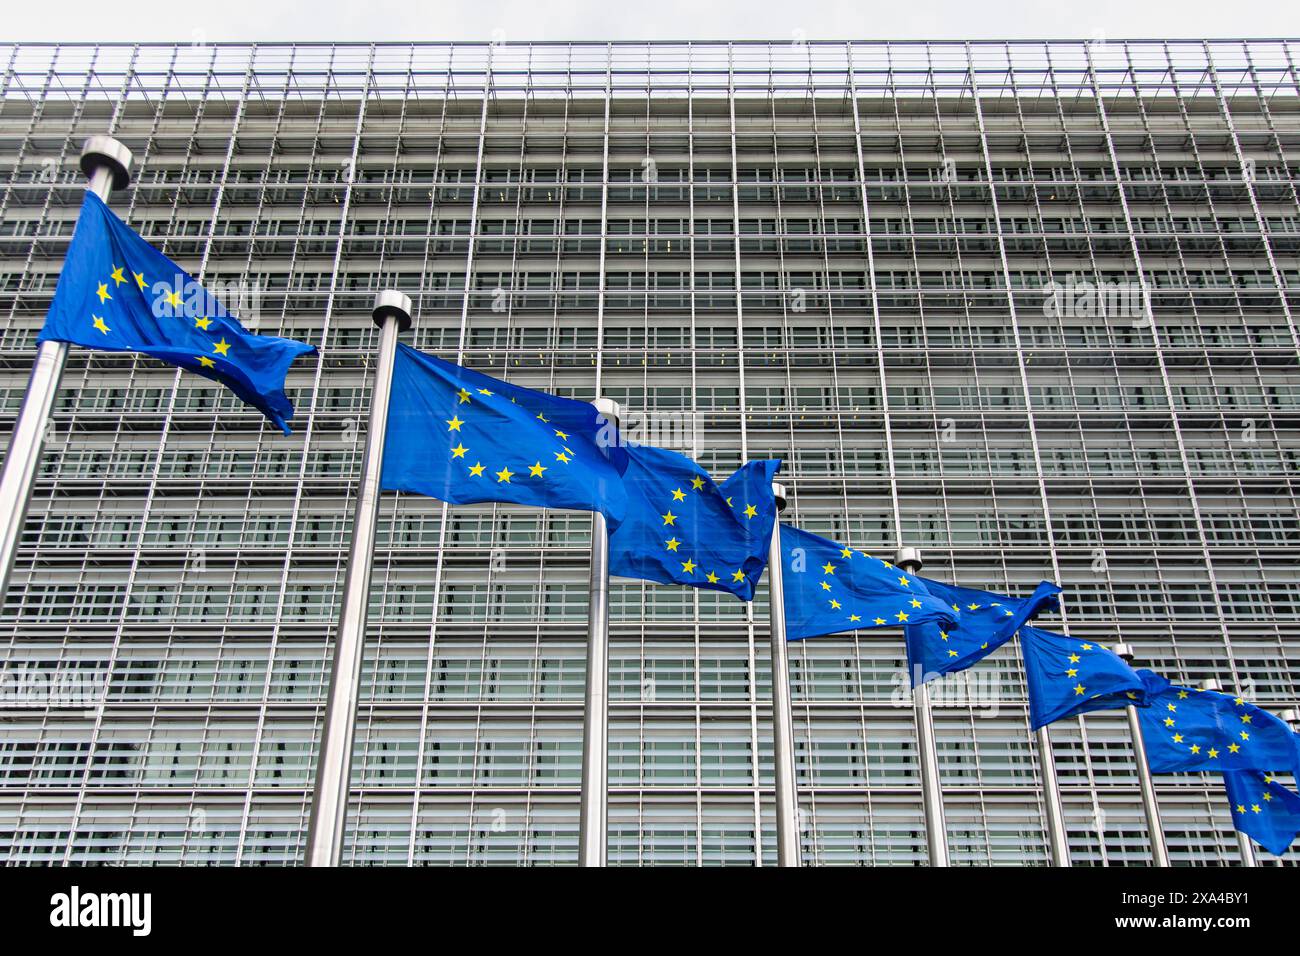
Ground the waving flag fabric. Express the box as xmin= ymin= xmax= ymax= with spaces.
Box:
xmin=904 ymin=579 xmax=1060 ymax=687
xmin=1136 ymin=670 xmax=1300 ymax=779
xmin=381 ymin=345 xmax=628 ymax=523
xmin=779 ymin=525 xmax=957 ymax=641
xmin=1223 ymin=769 xmax=1300 ymax=856
xmin=38 ymin=192 xmax=315 ymax=433
xmin=607 ymin=446 xmax=779 ymax=601
xmin=1020 ymin=626 xmax=1147 ymax=729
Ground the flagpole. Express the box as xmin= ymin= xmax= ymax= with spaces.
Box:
xmin=1113 ymin=643 xmax=1171 ymax=866
xmin=766 ymin=483 xmax=801 ymax=866
xmin=894 ymin=547 xmax=948 ymax=867
xmin=1198 ymin=678 xmax=1256 ymax=867
xmin=578 ymin=397 xmax=620 ymax=867
xmin=0 ymin=135 xmax=132 ymax=598
xmin=304 ymin=290 xmax=410 ymax=867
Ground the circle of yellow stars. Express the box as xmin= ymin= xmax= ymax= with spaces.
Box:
xmin=91 ymin=263 xmax=232 ymax=373
xmin=445 ymin=386 xmax=576 ymax=485
xmin=813 ymin=543 xmax=928 ymax=629
xmin=1159 ymin=685 xmax=1256 ymax=763
xmin=660 ymin=473 xmax=758 ymax=588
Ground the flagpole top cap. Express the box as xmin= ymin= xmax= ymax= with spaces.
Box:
xmin=591 ymin=397 xmax=621 ymax=422
xmin=1111 ymin=642 xmax=1135 ymax=661
xmin=372 ymin=290 xmax=412 ymax=332
xmin=771 ymin=482 xmax=787 ymax=511
xmin=1200 ymin=678 xmax=1222 ymax=693
xmin=895 ymin=546 xmax=923 ymax=572
xmin=80 ymin=135 xmax=132 ymax=190
xmin=1279 ymin=708 xmax=1300 ymax=727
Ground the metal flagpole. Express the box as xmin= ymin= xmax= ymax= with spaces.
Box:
xmin=766 ymin=482 xmax=800 ymax=866
xmin=1036 ymin=727 xmax=1071 ymax=866
xmin=578 ymin=397 xmax=621 ymax=867
xmin=305 ymin=290 xmax=411 ymax=867
xmin=894 ymin=547 xmax=948 ymax=867
xmin=1200 ymin=678 xmax=1255 ymax=867
xmin=0 ymin=135 xmax=132 ymax=598
xmin=1113 ymin=643 xmax=1170 ymax=866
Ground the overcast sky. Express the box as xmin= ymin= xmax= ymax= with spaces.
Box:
xmin=5 ymin=0 xmax=1298 ymax=44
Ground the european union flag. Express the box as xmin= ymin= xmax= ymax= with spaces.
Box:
xmin=37 ymin=192 xmax=315 ymax=433
xmin=904 ymin=579 xmax=1060 ymax=686
xmin=1020 ymin=626 xmax=1147 ymax=729
xmin=1224 ymin=769 xmax=1300 ymax=856
xmin=780 ymin=525 xmax=957 ymax=640
xmin=380 ymin=344 xmax=628 ymax=522
xmin=1136 ymin=670 xmax=1300 ymax=778
xmin=607 ymin=445 xmax=779 ymax=600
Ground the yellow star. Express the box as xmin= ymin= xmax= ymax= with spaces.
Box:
xmin=1172 ymin=733 xmax=1184 ymax=744
xmin=1240 ymin=714 xmax=1253 ymax=724
xmin=165 ymin=289 xmax=182 ymax=308
xmin=1066 ymin=668 xmax=1077 ymax=678
xmin=554 ymin=428 xmax=569 ymax=441
xmin=822 ymin=562 xmax=835 ymax=575
xmin=96 ymin=282 xmax=111 ymax=304
xmin=743 ymin=504 xmax=758 ymax=519
xmin=1229 ymin=743 xmax=1241 ymax=753
xmin=91 ymin=315 xmax=110 ymax=335
xmin=895 ymin=611 xmax=909 ymax=622
xmin=706 ymin=571 xmax=719 ymax=584
xmin=1177 ymin=690 xmax=1189 ymax=699
xmin=1166 ymin=703 xmax=1177 ymax=712
xmin=690 ymin=476 xmax=705 ymax=490
xmin=849 ymin=614 xmax=861 ymax=622
xmin=1236 ymin=804 xmax=1246 ymax=814
xmin=1235 ymin=696 xmax=1246 ymax=706
xmin=109 ymin=265 xmax=126 ymax=286
xmin=820 ymin=581 xmax=831 ymax=591
xmin=726 ymin=496 xmax=733 ymax=507
xmin=665 ymin=538 xmax=680 ymax=552
xmin=468 ymin=462 xmax=485 ymax=477
xmin=133 ymin=271 xmax=146 ymax=290
xmin=947 ymin=649 xmax=958 ymax=658
xmin=662 ymin=511 xmax=677 ymax=526
xmin=840 ymin=547 xmax=853 ymax=558
xmin=1080 ymin=643 xmax=1093 ymax=651
xmin=536 ymin=411 xmax=549 ymax=423
xmin=1074 ymin=683 xmax=1085 ymax=696
xmin=1190 ymin=744 xmax=1201 ymax=754
xmin=1251 ymin=804 xmax=1262 ymax=814
xmin=555 ymin=451 xmax=571 ymax=463
xmin=1208 ymin=748 xmax=1219 ymax=759
xmin=966 ymin=602 xmax=980 ymax=611
xmin=671 ymin=488 xmax=686 ymax=502
xmin=477 ymin=388 xmax=493 ymax=396
xmin=446 ymin=415 xmax=464 ymax=432
xmin=212 ymin=338 xmax=231 ymax=356
xmin=457 ymin=388 xmax=471 ymax=404
xmin=939 ymin=631 xmax=949 ymax=641
xmin=681 ymin=559 xmax=696 ymax=574
xmin=1240 ymin=731 xmax=1250 ymax=741
xmin=197 ymin=355 xmax=215 ymax=368
xmin=528 ymin=461 xmax=547 ymax=477
xmin=495 ymin=467 xmax=514 ymax=483
xmin=731 ymin=570 xmax=745 ymax=583
xmin=898 ymin=576 xmax=910 ymax=588
xmin=1164 ymin=717 xmax=1175 ymax=727
xmin=910 ymin=599 xmax=921 ymax=609
xmin=1264 ymin=792 xmax=1273 ymax=802
xmin=873 ymin=617 xmax=885 ymax=625
xmin=451 ymin=444 xmax=468 ymax=459
xmin=1068 ymin=653 xmax=1080 ymax=664
xmin=829 ymin=599 xmax=841 ymax=610
xmin=194 ymin=316 xmax=212 ymax=330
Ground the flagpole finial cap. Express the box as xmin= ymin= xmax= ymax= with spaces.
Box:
xmin=1279 ymin=708 xmax=1300 ymax=728
xmin=372 ymin=290 xmax=412 ymax=332
xmin=80 ymin=135 xmax=132 ymax=190
xmin=592 ymin=397 xmax=621 ymax=424
xmin=771 ymin=482 xmax=787 ymax=512
xmin=1200 ymin=678 xmax=1222 ymax=693
xmin=1111 ymin=642 xmax=1135 ymax=662
xmin=895 ymin=546 xmax=922 ymax=572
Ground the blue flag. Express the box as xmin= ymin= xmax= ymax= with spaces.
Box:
xmin=37 ymin=192 xmax=315 ymax=433
xmin=381 ymin=344 xmax=628 ymax=522
xmin=1020 ymin=626 xmax=1148 ymax=729
xmin=780 ymin=525 xmax=957 ymax=641
xmin=1136 ymin=670 xmax=1300 ymax=778
xmin=904 ymin=579 xmax=1060 ymax=686
xmin=607 ymin=446 xmax=779 ymax=601
xmin=1224 ymin=769 xmax=1300 ymax=856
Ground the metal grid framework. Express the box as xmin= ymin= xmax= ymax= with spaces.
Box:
xmin=0 ymin=38 xmax=1297 ymax=865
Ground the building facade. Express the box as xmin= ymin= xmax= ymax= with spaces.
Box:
xmin=0 ymin=39 xmax=1297 ymax=865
